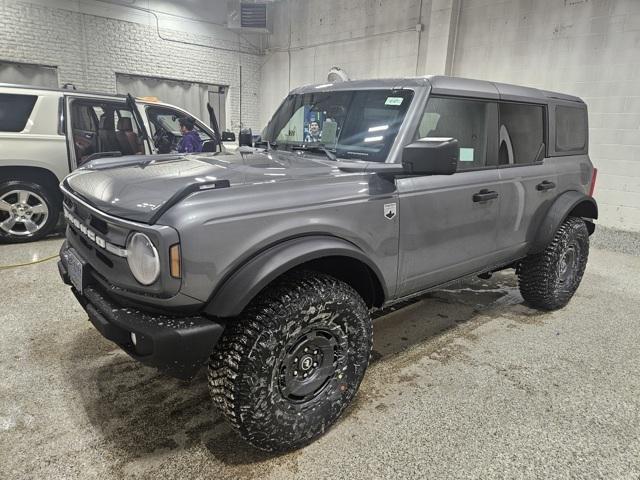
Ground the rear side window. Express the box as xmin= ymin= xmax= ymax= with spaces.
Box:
xmin=0 ymin=93 xmax=37 ymax=132
xmin=418 ymin=97 xmax=495 ymax=170
xmin=556 ymin=105 xmax=587 ymax=152
xmin=71 ymin=103 xmax=96 ymax=131
xmin=499 ymin=103 xmax=545 ymax=165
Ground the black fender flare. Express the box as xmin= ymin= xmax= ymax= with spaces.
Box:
xmin=204 ymin=235 xmax=387 ymax=318
xmin=531 ymin=191 xmax=598 ymax=254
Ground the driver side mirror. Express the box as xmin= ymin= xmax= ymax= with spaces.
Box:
xmin=402 ymin=138 xmax=459 ymax=175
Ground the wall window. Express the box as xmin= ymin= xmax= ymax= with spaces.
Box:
xmin=499 ymin=103 xmax=545 ymax=165
xmin=556 ymin=105 xmax=587 ymax=153
xmin=417 ymin=97 xmax=494 ymax=170
xmin=0 ymin=94 xmax=37 ymax=132
xmin=0 ymin=62 xmax=58 ymax=89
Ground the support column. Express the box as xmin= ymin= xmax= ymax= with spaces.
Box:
xmin=418 ymin=0 xmax=461 ymax=76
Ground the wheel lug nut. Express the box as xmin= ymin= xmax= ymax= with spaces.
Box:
xmin=303 ymin=373 xmax=308 ymax=378
xmin=293 ymin=370 xmax=298 ymax=376
xmin=313 ymin=362 xmax=317 ymax=367
xmin=294 ymin=357 xmax=298 ymax=362
xmin=313 ymin=350 xmax=318 ymax=355
xmin=304 ymin=347 xmax=308 ymax=352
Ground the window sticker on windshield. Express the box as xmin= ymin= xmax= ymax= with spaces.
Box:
xmin=460 ymin=148 xmax=474 ymax=162
xmin=385 ymin=97 xmax=404 ymax=106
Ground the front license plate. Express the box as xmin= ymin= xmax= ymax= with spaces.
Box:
xmin=66 ymin=249 xmax=85 ymax=294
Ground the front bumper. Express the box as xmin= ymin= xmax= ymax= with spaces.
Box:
xmin=59 ymin=242 xmax=224 ymax=380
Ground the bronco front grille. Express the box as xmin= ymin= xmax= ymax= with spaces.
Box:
xmin=63 ymin=208 xmax=128 ymax=257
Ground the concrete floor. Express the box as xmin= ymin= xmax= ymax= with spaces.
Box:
xmin=1 ymin=233 xmax=639 ymax=480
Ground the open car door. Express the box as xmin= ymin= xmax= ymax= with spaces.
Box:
xmin=126 ymin=93 xmax=152 ymax=154
xmin=206 ymin=102 xmax=222 ymax=151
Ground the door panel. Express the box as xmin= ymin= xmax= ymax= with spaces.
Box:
xmin=494 ymin=102 xmax=557 ymax=258
xmin=396 ymin=95 xmax=502 ymax=297
xmin=496 ymin=163 xmax=558 ymax=260
xmin=396 ymin=170 xmax=502 ymax=297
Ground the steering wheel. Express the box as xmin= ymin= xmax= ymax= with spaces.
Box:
xmin=153 ymin=125 xmax=173 ymax=154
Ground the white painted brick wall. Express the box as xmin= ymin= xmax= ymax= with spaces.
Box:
xmin=0 ymin=0 xmax=262 ymax=131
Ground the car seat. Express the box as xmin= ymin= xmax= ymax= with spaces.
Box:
xmin=98 ymin=114 xmax=120 ymax=153
xmin=116 ymin=117 xmax=143 ymax=155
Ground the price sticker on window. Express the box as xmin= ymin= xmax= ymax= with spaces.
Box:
xmin=385 ymin=97 xmax=404 ymax=106
xmin=459 ymin=148 xmax=475 ymax=162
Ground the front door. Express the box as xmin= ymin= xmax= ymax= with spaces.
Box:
xmin=396 ymin=96 xmax=502 ymax=297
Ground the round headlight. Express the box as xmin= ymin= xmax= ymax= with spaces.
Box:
xmin=127 ymin=233 xmax=160 ymax=285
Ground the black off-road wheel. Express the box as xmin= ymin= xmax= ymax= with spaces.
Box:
xmin=518 ymin=216 xmax=590 ymax=310
xmin=208 ymin=271 xmax=372 ymax=452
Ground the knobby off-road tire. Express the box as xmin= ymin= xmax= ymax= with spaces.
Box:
xmin=518 ymin=216 xmax=590 ymax=310
xmin=208 ymin=271 xmax=372 ymax=452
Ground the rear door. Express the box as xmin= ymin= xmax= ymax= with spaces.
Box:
xmin=396 ymin=95 xmax=502 ymax=296
xmin=64 ymin=95 xmax=150 ymax=169
xmin=494 ymin=102 xmax=556 ymax=259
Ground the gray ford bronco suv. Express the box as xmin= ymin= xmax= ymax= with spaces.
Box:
xmin=58 ymin=76 xmax=598 ymax=451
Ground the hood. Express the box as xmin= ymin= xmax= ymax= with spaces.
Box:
xmin=64 ymin=150 xmax=336 ymax=223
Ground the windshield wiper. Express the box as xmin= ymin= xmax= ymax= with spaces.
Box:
xmin=291 ymin=144 xmax=337 ymax=161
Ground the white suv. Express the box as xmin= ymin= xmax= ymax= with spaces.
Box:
xmin=0 ymin=84 xmax=228 ymax=243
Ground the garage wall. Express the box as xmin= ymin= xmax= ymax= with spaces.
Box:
xmin=261 ymin=0 xmax=640 ymax=232
xmin=451 ymin=0 xmax=640 ymax=231
xmin=259 ymin=0 xmax=432 ymax=129
xmin=0 ymin=0 xmax=263 ymax=131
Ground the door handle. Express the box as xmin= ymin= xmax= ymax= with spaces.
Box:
xmin=536 ymin=180 xmax=556 ymax=191
xmin=473 ymin=189 xmax=499 ymax=202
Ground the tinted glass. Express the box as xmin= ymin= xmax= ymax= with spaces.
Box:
xmin=499 ymin=103 xmax=544 ymax=165
xmin=556 ymin=105 xmax=587 ymax=152
xmin=146 ymin=107 xmax=211 ymax=141
xmin=0 ymin=94 xmax=37 ymax=132
xmin=116 ymin=109 xmax=139 ymax=134
xmin=265 ymin=89 xmax=414 ymax=162
xmin=71 ymin=103 xmax=96 ymax=131
xmin=418 ymin=97 xmax=493 ymax=170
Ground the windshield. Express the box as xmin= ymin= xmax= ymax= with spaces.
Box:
xmin=263 ymin=89 xmax=414 ymax=162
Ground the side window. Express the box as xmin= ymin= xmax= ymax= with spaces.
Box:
xmin=193 ymin=121 xmax=212 ymax=141
xmin=499 ymin=103 xmax=545 ymax=165
xmin=0 ymin=93 xmax=37 ymax=132
xmin=556 ymin=105 xmax=587 ymax=153
xmin=147 ymin=107 xmax=211 ymax=140
xmin=116 ymin=109 xmax=139 ymax=134
xmin=92 ymin=106 xmax=105 ymax=121
xmin=71 ymin=104 xmax=97 ymax=132
xmin=417 ymin=97 xmax=494 ymax=170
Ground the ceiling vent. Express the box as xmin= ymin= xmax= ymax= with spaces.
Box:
xmin=241 ymin=3 xmax=267 ymax=28
xmin=228 ymin=1 xmax=272 ymax=33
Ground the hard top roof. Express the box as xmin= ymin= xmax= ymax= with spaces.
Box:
xmin=291 ymin=75 xmax=584 ymax=105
